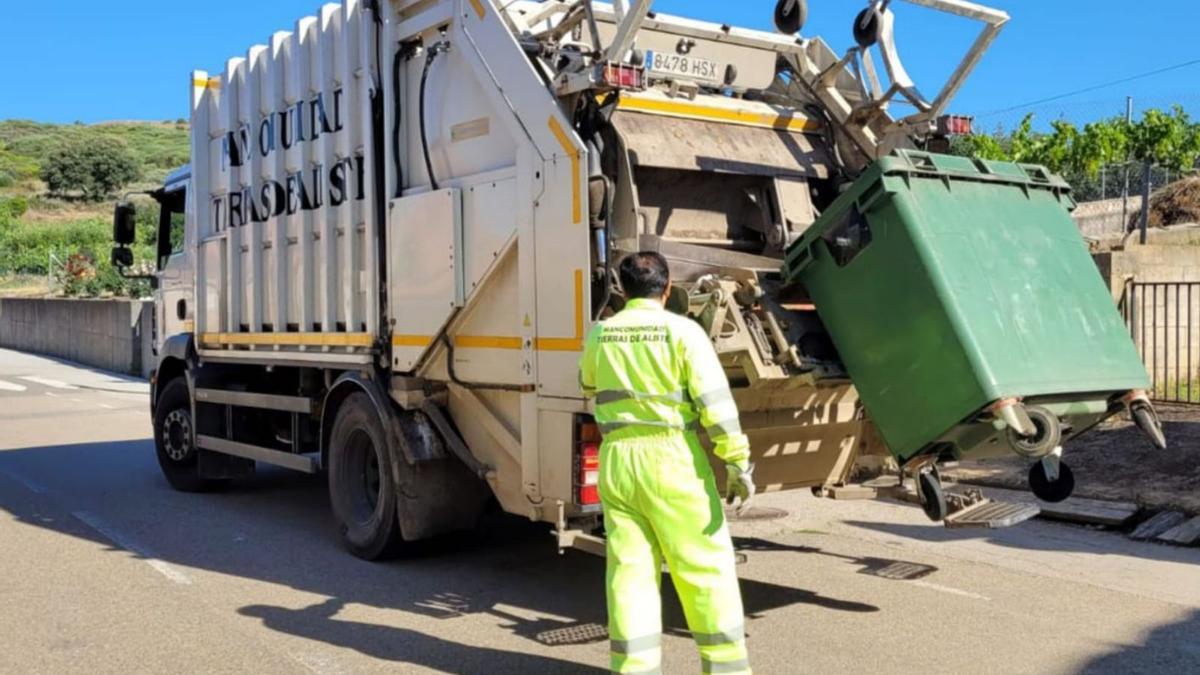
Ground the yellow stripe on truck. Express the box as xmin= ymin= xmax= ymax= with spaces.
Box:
xmin=534 ymin=269 xmax=585 ymax=352
xmin=391 ymin=270 xmax=587 ymax=353
xmin=468 ymin=0 xmax=486 ymax=20
xmin=201 ymin=332 xmax=373 ymax=347
xmin=392 ymin=335 xmax=434 ymax=348
xmin=617 ymin=96 xmax=820 ymax=133
xmin=547 ymin=116 xmax=583 ymax=225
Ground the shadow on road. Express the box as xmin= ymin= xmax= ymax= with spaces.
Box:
xmin=239 ymin=598 xmax=608 ymax=674
xmin=841 ymin=517 xmax=1200 ymax=568
xmin=0 ymin=438 xmax=883 ymax=671
xmin=735 ymin=536 xmax=938 ymax=583
xmin=1077 ymin=609 xmax=1200 ymax=673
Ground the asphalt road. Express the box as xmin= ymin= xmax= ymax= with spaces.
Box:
xmin=0 ymin=348 xmax=1197 ymax=674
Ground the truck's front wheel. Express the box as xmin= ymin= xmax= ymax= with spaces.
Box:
xmin=328 ymin=393 xmax=402 ymax=560
xmin=154 ymin=378 xmax=224 ymax=493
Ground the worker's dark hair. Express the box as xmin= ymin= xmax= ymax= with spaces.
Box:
xmin=619 ymin=252 xmax=671 ymax=299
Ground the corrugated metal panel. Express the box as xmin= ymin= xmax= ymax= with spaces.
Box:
xmin=192 ymin=0 xmax=378 ymax=354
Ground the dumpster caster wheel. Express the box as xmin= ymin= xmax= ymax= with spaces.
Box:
xmin=918 ymin=470 xmax=947 ymax=522
xmin=1131 ymin=402 xmax=1167 ymax=450
xmin=1029 ymin=459 xmax=1075 ymax=503
xmin=1007 ymin=405 xmax=1061 ymax=458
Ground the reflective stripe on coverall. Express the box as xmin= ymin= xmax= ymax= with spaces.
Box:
xmin=579 ymin=297 xmax=752 ymax=675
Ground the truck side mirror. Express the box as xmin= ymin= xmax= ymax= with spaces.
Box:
xmin=113 ymin=201 xmax=137 ymax=246
xmin=111 ymin=247 xmax=134 ymax=269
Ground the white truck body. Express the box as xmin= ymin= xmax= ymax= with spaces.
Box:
xmin=125 ymin=0 xmax=1025 ymax=556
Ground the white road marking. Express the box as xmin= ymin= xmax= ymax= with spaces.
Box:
xmin=71 ymin=511 xmax=192 ymax=585
xmin=97 ymin=403 xmax=116 ymax=410
xmin=0 ymin=379 xmax=27 ymax=392
xmin=20 ymin=376 xmax=78 ymax=390
xmin=0 ymin=468 xmax=49 ymax=494
xmin=906 ymin=579 xmax=990 ymax=601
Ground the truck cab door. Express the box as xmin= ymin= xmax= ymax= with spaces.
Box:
xmin=155 ymin=186 xmax=193 ymax=349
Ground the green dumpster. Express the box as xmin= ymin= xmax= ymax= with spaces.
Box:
xmin=782 ymin=150 xmax=1153 ymax=472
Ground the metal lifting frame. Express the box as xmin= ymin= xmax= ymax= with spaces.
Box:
xmin=792 ymin=0 xmax=1008 ymax=160
xmin=603 ymin=0 xmax=654 ymax=62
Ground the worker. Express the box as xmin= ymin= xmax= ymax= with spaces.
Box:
xmin=579 ymin=252 xmax=756 ymax=675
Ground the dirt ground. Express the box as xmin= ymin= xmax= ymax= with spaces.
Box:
xmin=946 ymin=404 xmax=1200 ymax=515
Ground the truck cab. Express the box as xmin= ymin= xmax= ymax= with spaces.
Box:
xmin=154 ymin=167 xmax=194 ymax=352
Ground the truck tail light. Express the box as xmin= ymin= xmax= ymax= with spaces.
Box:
xmin=937 ymin=114 xmax=974 ymax=136
xmin=602 ymin=63 xmax=645 ymax=90
xmin=576 ymin=418 xmax=602 ymax=506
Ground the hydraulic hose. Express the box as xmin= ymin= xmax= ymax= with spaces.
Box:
xmin=594 ymin=174 xmax=615 ymax=321
xmin=391 ymin=46 xmax=405 ymax=198
xmin=440 ymin=333 xmax=533 ymax=393
xmin=420 ymin=41 xmax=451 ymax=192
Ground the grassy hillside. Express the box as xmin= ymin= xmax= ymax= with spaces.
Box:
xmin=0 ymin=119 xmax=188 ymax=297
xmin=0 ymin=119 xmax=190 ymax=196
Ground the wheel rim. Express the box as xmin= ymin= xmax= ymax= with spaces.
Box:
xmin=1007 ymin=406 xmax=1061 ymax=458
xmin=343 ymin=428 xmax=384 ymax=524
xmin=162 ymin=409 xmax=193 ymax=462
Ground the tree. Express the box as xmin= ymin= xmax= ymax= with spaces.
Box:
xmin=1073 ymin=118 xmax=1128 ymax=178
xmin=41 ymin=136 xmax=141 ymax=200
xmin=1126 ymin=105 xmax=1200 ymax=171
xmin=950 ymin=107 xmax=1200 ymax=180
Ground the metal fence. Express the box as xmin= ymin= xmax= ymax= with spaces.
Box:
xmin=1121 ymin=280 xmax=1200 ymax=404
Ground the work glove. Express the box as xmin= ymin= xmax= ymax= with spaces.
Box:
xmin=725 ymin=462 xmax=756 ymax=515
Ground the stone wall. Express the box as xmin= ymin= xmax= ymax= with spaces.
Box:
xmin=1074 ymin=196 xmax=1143 ymax=238
xmin=0 ymin=298 xmax=153 ymax=377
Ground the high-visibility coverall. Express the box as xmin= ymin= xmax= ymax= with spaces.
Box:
xmin=579 ymin=297 xmax=752 ymax=675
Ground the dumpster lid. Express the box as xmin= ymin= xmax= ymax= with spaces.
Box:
xmin=872 ymin=150 xmax=1072 ymax=191
xmin=782 ymin=150 xmax=1073 ymax=279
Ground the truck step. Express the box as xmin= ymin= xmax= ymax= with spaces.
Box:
xmin=196 ymin=435 xmax=317 ymax=474
xmin=195 ymin=388 xmax=315 ymax=414
xmin=945 ymin=499 xmax=1040 ymax=529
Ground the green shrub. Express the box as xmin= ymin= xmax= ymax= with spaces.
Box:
xmin=41 ymin=136 xmax=142 ymax=201
xmin=0 ymin=217 xmax=154 ymax=297
xmin=1 ymin=195 xmax=29 ymax=220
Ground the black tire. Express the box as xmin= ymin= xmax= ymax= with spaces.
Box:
xmin=774 ymin=0 xmax=808 ymax=35
xmin=853 ymin=7 xmax=882 ymax=48
xmin=153 ymin=377 xmax=224 ymax=493
xmin=918 ymin=470 xmax=948 ymax=522
xmin=328 ymin=393 xmax=403 ymax=561
xmin=1029 ymin=460 xmax=1075 ymax=503
xmin=1006 ymin=405 xmax=1062 ymax=458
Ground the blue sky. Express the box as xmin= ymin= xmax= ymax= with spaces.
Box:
xmin=1 ymin=1 xmax=1195 ymax=128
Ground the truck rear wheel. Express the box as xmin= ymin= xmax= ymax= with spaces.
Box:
xmin=328 ymin=393 xmax=402 ymax=561
xmin=154 ymin=378 xmax=225 ymax=493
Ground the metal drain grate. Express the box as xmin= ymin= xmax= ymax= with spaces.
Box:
xmin=535 ymin=622 xmax=609 ymax=646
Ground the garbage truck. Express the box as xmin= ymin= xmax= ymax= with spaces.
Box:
xmin=112 ymin=0 xmax=1163 ymax=560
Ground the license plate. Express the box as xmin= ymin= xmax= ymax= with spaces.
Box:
xmin=644 ymin=50 xmax=723 ymax=84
